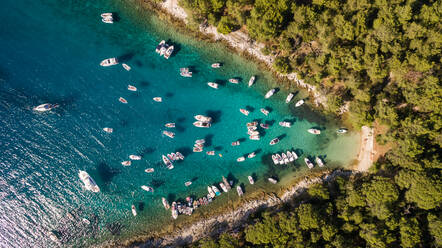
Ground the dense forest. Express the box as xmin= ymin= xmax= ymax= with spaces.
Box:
xmin=171 ymin=0 xmax=441 ymax=247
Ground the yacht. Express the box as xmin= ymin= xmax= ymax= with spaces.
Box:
xmin=129 ymin=155 xmax=141 ymax=160
xmin=268 ymin=178 xmax=277 ymax=184
xmin=185 ymin=181 xmax=192 ymax=187
xmin=304 ymin=158 xmax=314 ymax=169
xmin=222 ymin=176 xmax=231 ymax=191
xmin=145 ymin=168 xmax=154 ymax=173
xmin=308 ymin=128 xmax=321 ymax=135
xmin=228 ymin=78 xmax=239 ymax=84
xmin=239 ymin=109 xmax=250 ymax=116
xmin=119 ymin=97 xmax=128 ymax=104
xmin=211 ymin=185 xmax=221 ymax=196
xmin=207 ymin=186 xmax=216 ymax=198
xmin=260 ymin=123 xmax=269 ymax=129
xmin=291 ymin=151 xmax=298 ymax=160
xmin=265 ymin=88 xmax=276 ymax=99
xmin=163 ymin=131 xmax=175 ymax=138
xmin=337 ymin=128 xmax=348 ymax=134
xmin=122 ymin=63 xmax=131 ymax=71
xmin=249 ymin=135 xmax=260 ymax=140
xmin=207 ymin=82 xmax=219 ymax=89
xmin=156 ymin=40 xmax=165 ymax=53
xmin=141 ymin=185 xmax=154 ymax=192
xmin=103 ymin=127 xmax=113 ymax=133
xmin=286 ymin=93 xmax=294 ymax=103
xmin=211 ymin=63 xmax=221 ymax=68
xmin=206 ymin=151 xmax=215 ymax=156
xmin=165 ymin=123 xmax=175 ymax=128
xmin=33 ymin=103 xmax=58 ymax=112
xmin=171 ymin=202 xmax=178 ymax=219
xmin=237 ymin=156 xmax=245 ymax=162
xmin=279 ymin=121 xmax=291 ymax=128
xmin=153 ymin=97 xmax=162 ymax=102
xmin=193 ymin=121 xmax=211 ymax=128
xmin=131 ymin=205 xmax=137 ymax=216
xmin=121 ymin=161 xmax=131 ymax=166
xmin=127 ymin=85 xmax=137 ymax=91
xmin=162 ymin=197 xmax=170 ymax=209
xmin=236 ymin=186 xmax=243 ymax=196
xmin=164 ymin=45 xmax=174 ymax=59
xmin=194 ymin=115 xmax=212 ymax=122
xmin=260 ymin=108 xmax=269 ymax=116
xmin=246 ymin=121 xmax=258 ymax=127
xmin=295 ymin=99 xmax=305 ymax=107
xmin=100 ymin=58 xmax=118 ymax=66
xmin=219 ymin=182 xmax=228 ymax=192
xmin=248 ymin=76 xmax=256 ymax=87
xmin=78 ymin=170 xmax=100 ymax=192
xmin=248 ymin=176 xmax=254 ymax=184
xmin=180 ymin=68 xmax=192 ymax=77
xmin=269 ymin=138 xmax=280 ymax=145
xmin=315 ymin=157 xmax=325 ymax=167
xmin=162 ymin=155 xmax=174 ymax=169
xmin=231 ymin=141 xmax=240 ymax=146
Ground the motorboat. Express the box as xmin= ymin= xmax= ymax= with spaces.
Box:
xmin=236 ymin=186 xmax=243 ymax=196
xmin=100 ymin=58 xmax=118 ymax=66
xmin=33 ymin=103 xmax=58 ymax=112
xmin=249 ymin=135 xmax=260 ymax=140
xmin=304 ymin=158 xmax=314 ymax=169
xmin=240 ymin=109 xmax=249 ymax=116
xmin=193 ymin=121 xmax=211 ymax=128
xmin=162 ymin=155 xmax=174 ymax=169
xmin=291 ymin=151 xmax=298 ymax=160
xmin=248 ymin=130 xmax=259 ymax=136
xmin=180 ymin=68 xmax=192 ymax=77
xmin=82 ymin=218 xmax=90 ymax=225
xmin=153 ymin=97 xmax=162 ymax=102
xmin=279 ymin=121 xmax=291 ymax=128
xmin=237 ymin=156 xmax=245 ymax=162
xmin=248 ymin=176 xmax=254 ymax=184
xmin=162 ymin=197 xmax=170 ymax=209
xmin=269 ymin=138 xmax=280 ymax=145
xmin=163 ymin=131 xmax=175 ymax=138
xmin=122 ymin=63 xmax=131 ymax=71
xmin=211 ymin=63 xmax=221 ymax=68
xmin=145 ymin=168 xmax=154 ymax=173
xmin=246 ymin=121 xmax=258 ymax=127
xmin=127 ymin=85 xmax=137 ymax=91
xmin=248 ymin=152 xmax=256 ymax=158
xmin=195 ymin=139 xmax=206 ymax=145
xmin=222 ymin=176 xmax=231 ymax=190
xmin=100 ymin=13 xmax=112 ymax=18
xmin=295 ymin=99 xmax=305 ymax=107
xmin=165 ymin=123 xmax=175 ymax=128
xmin=167 ymin=153 xmax=176 ymax=161
xmin=194 ymin=115 xmax=212 ymax=122
xmin=176 ymin=152 xmax=184 ymax=160
xmin=119 ymin=97 xmax=128 ymax=104
xmin=193 ymin=146 xmax=203 ymax=152
xmin=171 ymin=202 xmax=178 ymax=219
xmin=282 ymin=153 xmax=289 ymax=164
xmin=286 ymin=93 xmax=294 ymax=103
xmin=228 ymin=78 xmax=239 ymax=84
xmin=260 ymin=123 xmax=269 ymax=129
xmin=159 ymin=45 xmax=167 ymax=56
xmin=315 ymin=157 xmax=325 ymax=167
xmin=47 ymin=231 xmax=59 ymax=242
xmin=275 ymin=154 xmax=283 ymax=164
xmin=185 ymin=181 xmax=192 ymax=186
xmin=164 ymin=45 xmax=174 ymax=59
xmin=131 ymin=205 xmax=137 ymax=216
xmin=207 ymin=186 xmax=216 ymax=198
xmin=272 ymin=155 xmax=278 ymax=164
xmin=231 ymin=141 xmax=240 ymax=146
xmin=219 ymin=182 xmax=228 ymax=192
xmin=129 ymin=155 xmax=141 ymax=160
xmin=287 ymin=151 xmax=294 ymax=162
xmin=260 ymin=108 xmax=269 ymax=116
xmin=156 ymin=40 xmax=165 ymax=53
xmin=212 ymin=185 xmax=221 ymax=196
xmin=308 ymin=128 xmax=321 ymax=135
xmin=78 ymin=170 xmax=100 ymax=192
xmin=141 ymin=185 xmax=154 ymax=192
xmin=268 ymin=178 xmax=277 ymax=184
xmin=207 ymin=82 xmax=219 ymax=89
xmin=121 ymin=161 xmax=131 ymax=166
xmin=248 ymin=76 xmax=256 ymax=87
xmin=265 ymin=88 xmax=276 ymax=99
xmin=101 ymin=13 xmax=113 ymax=23
xmin=206 ymin=151 xmax=215 ymax=155
xmin=103 ymin=127 xmax=113 ymax=133
xmin=337 ymin=128 xmax=348 ymax=134
xmin=248 ymin=126 xmax=258 ymax=131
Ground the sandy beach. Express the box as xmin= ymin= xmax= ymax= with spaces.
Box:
xmin=355 ymin=126 xmax=374 ymax=172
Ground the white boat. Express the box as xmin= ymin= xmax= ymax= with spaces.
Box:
xmin=248 ymin=76 xmax=256 ymax=87
xmin=145 ymin=168 xmax=154 ymax=173
xmin=282 ymin=153 xmax=289 ymax=164
xmin=286 ymin=93 xmax=294 ymax=103
xmin=100 ymin=58 xmax=118 ymax=66
xmin=131 ymin=205 xmax=137 ymax=216
xmin=162 ymin=197 xmax=170 ymax=209
xmin=249 ymin=135 xmax=260 ymax=140
xmin=207 ymin=186 xmax=216 ymax=198
xmin=127 ymin=85 xmax=137 ymax=91
xmin=206 ymin=151 xmax=215 ymax=155
xmin=337 ymin=128 xmax=348 ymax=134
xmin=231 ymin=141 xmax=240 ymax=146
xmin=103 ymin=127 xmax=113 ymax=133
xmin=129 ymin=155 xmax=141 ymax=160
xmin=304 ymin=158 xmax=314 ymax=169
xmin=295 ymin=99 xmax=305 ymax=107
xmin=248 ymin=176 xmax=254 ymax=185
xmin=269 ymin=138 xmax=280 ymax=145
xmin=272 ymin=155 xmax=278 ymax=165
xmin=219 ymin=182 xmax=228 ymax=192
xmin=171 ymin=202 xmax=178 ymax=219
xmin=153 ymin=97 xmax=162 ymax=102
xmin=180 ymin=68 xmax=192 ymax=77
xmin=33 ymin=103 xmax=58 ymax=112
xmin=165 ymin=123 xmax=175 ymax=128
xmin=286 ymin=151 xmax=294 ymax=162
xmin=248 ymin=130 xmax=259 ymax=136
xmin=268 ymin=178 xmax=277 ymax=184
xmin=207 ymin=82 xmax=219 ymax=89
xmin=308 ymin=128 xmax=321 ymax=135
xmin=291 ymin=151 xmax=298 ymax=160
xmin=275 ymin=154 xmax=283 ymax=164
xmin=47 ymin=231 xmax=59 ymax=242
xmin=222 ymin=176 xmax=231 ymax=191
xmin=185 ymin=181 xmax=192 ymax=186
xmin=265 ymin=88 xmax=276 ymax=99
xmin=163 ymin=131 xmax=175 ymax=138
xmin=211 ymin=63 xmax=221 ymax=68
xmin=193 ymin=121 xmax=211 ymax=128
xmin=212 ymin=185 xmax=221 ymax=196
xmin=156 ymin=40 xmax=165 ymax=53
xmin=121 ymin=161 xmax=131 ymax=166
xmin=279 ymin=121 xmax=291 ymax=128
xmin=236 ymin=186 xmax=243 ymax=196
xmin=248 ymin=126 xmax=258 ymax=132
xmin=193 ymin=146 xmax=203 ymax=152
xmin=194 ymin=115 xmax=212 ymax=122
xmin=195 ymin=139 xmax=206 ymax=145
xmin=100 ymin=13 xmax=113 ymax=18
xmin=247 ymin=152 xmax=256 ymax=158
xmin=78 ymin=170 xmax=100 ymax=192
xmin=260 ymin=108 xmax=269 ymax=116
xmin=228 ymin=78 xmax=239 ymax=84
xmin=164 ymin=45 xmax=174 ymax=59
xmin=260 ymin=123 xmax=269 ymax=129
xmin=122 ymin=63 xmax=131 ymax=71
xmin=101 ymin=16 xmax=113 ymax=24
xmin=176 ymin=152 xmax=184 ymax=160
xmin=315 ymin=157 xmax=325 ymax=167
xmin=162 ymin=155 xmax=174 ymax=169
xmin=159 ymin=45 xmax=167 ymax=56
xmin=237 ymin=156 xmax=245 ymax=162
xmin=119 ymin=97 xmax=128 ymax=104
xmin=239 ymin=109 xmax=249 ymax=116
xmin=141 ymin=185 xmax=154 ymax=192
xmin=246 ymin=121 xmax=258 ymax=127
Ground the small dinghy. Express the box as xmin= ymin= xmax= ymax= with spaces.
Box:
xmin=162 ymin=197 xmax=170 ymax=209
xmin=119 ymin=97 xmax=128 ymax=104
xmin=207 ymin=82 xmax=219 ymax=89
xmin=275 ymin=154 xmax=283 ymax=165
xmin=165 ymin=123 xmax=175 ymax=128
xmin=164 ymin=45 xmax=174 ymax=59
xmin=315 ymin=157 xmax=325 ymax=167
xmin=237 ymin=156 xmax=245 ymax=162
xmin=260 ymin=108 xmax=269 ymax=116
xmin=265 ymin=88 xmax=276 ymax=99
xmin=141 ymin=185 xmax=154 ymax=192
xmin=131 ymin=205 xmax=137 ymax=216
xmin=206 ymin=151 xmax=215 ymax=155
xmin=195 ymin=139 xmax=206 ymax=145
xmin=153 ymin=97 xmax=162 ymax=102
xmin=248 ymin=176 xmax=254 ymax=184
xmin=249 ymin=135 xmax=260 ymax=140
xmin=308 ymin=128 xmax=321 ymax=135
xmin=279 ymin=121 xmax=291 ymax=128
xmin=286 ymin=93 xmax=294 ymax=103
xmin=145 ymin=168 xmax=154 ymax=173
xmin=163 ymin=131 xmax=175 ymax=138
xmin=272 ymin=155 xmax=278 ymax=165
xmin=122 ymin=63 xmax=131 ymax=71
xmin=156 ymin=40 xmax=165 ymax=53
xmin=269 ymin=138 xmax=280 ymax=145
xmin=282 ymin=153 xmax=290 ymax=164
xmin=193 ymin=121 xmax=211 ymax=128
xmin=229 ymin=78 xmax=239 ymax=84
xmin=236 ymin=186 xmax=243 ymax=196
xmin=127 ymin=85 xmax=137 ymax=91
xmin=295 ymin=99 xmax=305 ymax=107
xmin=231 ymin=141 xmax=240 ymax=146
xmin=268 ymin=178 xmax=277 ymax=184
xmin=246 ymin=121 xmax=258 ymax=127
xmin=100 ymin=58 xmax=118 ymax=66
xmin=194 ymin=115 xmax=212 ymax=122
xmin=129 ymin=155 xmax=141 ymax=160
xmin=33 ymin=103 xmax=58 ymax=112
xmin=185 ymin=181 xmax=192 ymax=187
xmin=121 ymin=161 xmax=131 ymax=166
xmin=239 ymin=109 xmax=250 ymax=116
xmin=211 ymin=63 xmax=221 ymax=68
xmin=304 ymin=158 xmax=314 ymax=169
xmin=248 ymin=152 xmax=256 ymax=159
xmin=287 ymin=151 xmax=294 ymax=162
xmin=260 ymin=123 xmax=269 ymax=129
xmin=180 ymin=68 xmax=192 ymax=77
xmin=103 ymin=127 xmax=113 ymax=133
xmin=248 ymin=76 xmax=256 ymax=87
xmin=291 ymin=151 xmax=298 ymax=160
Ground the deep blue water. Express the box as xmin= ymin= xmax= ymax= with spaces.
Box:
xmin=0 ymin=0 xmax=360 ymax=246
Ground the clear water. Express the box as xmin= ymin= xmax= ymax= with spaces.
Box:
xmin=0 ymin=0 xmax=360 ymax=246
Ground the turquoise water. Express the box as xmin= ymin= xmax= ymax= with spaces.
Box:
xmin=0 ymin=0 xmax=359 ymax=246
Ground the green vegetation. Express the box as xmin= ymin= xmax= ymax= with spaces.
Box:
xmin=178 ymin=0 xmax=441 ymax=247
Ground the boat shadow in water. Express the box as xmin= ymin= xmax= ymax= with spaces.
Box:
xmin=150 ymin=179 xmax=165 ymax=188
xmin=137 ymin=202 xmax=145 ymax=212
xmin=117 ymin=52 xmax=135 ymax=62
xmin=139 ymin=147 xmax=156 ymax=156
xmin=204 ymin=134 xmax=214 ymax=147
xmin=277 ymin=134 xmax=287 ymax=141
xmin=264 ymin=119 xmax=276 ymax=126
xmin=215 ymin=79 xmax=227 ymax=86
xmin=245 ymin=105 xmax=255 ymax=112
xmin=97 ymin=162 xmax=121 ymax=188
xmin=167 ymin=193 xmax=176 ymax=203
xmin=227 ymin=172 xmax=238 ymax=187
xmin=106 ymin=222 xmax=123 ymax=236
xmin=176 ymin=147 xmax=193 ymax=157
xmin=138 ymin=81 xmax=150 ymax=87
xmin=205 ymin=110 xmax=222 ymax=124
xmin=167 ymin=41 xmax=181 ymax=59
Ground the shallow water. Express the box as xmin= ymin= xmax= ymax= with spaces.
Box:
xmin=0 ymin=0 xmax=359 ymax=246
